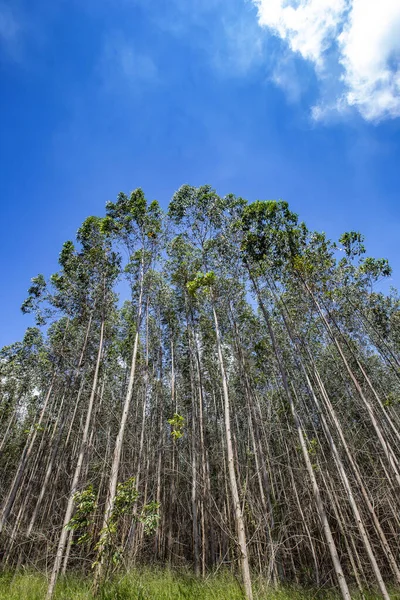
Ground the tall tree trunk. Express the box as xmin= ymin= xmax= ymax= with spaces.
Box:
xmin=46 ymin=318 xmax=105 ymax=600
xmin=247 ymin=267 xmax=351 ymax=600
xmin=211 ymin=300 xmax=253 ymax=600
xmin=93 ymin=269 xmax=144 ymax=590
xmin=0 ymin=373 xmax=56 ymax=534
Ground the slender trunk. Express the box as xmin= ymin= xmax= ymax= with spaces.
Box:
xmin=270 ymin=277 xmax=400 ymax=584
xmin=211 ymin=300 xmax=253 ymax=600
xmin=0 ymin=374 xmax=56 ymax=534
xmin=303 ymin=280 xmax=400 ymax=487
xmin=93 ymin=270 xmax=144 ymax=589
xmin=269 ymin=279 xmax=395 ymax=595
xmin=46 ymin=318 xmax=105 ymax=600
xmin=247 ymin=267 xmax=351 ymax=600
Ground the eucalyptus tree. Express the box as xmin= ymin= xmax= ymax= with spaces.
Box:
xmin=169 ymin=185 xmax=254 ymax=600
xmin=0 ymin=315 xmax=63 ymax=535
xmin=263 ymin=218 xmax=398 ymax=587
xmin=287 ymin=229 xmax=400 ymax=484
xmin=0 ymin=327 xmax=50 ymax=484
xmin=236 ymin=200 xmax=353 ymax=600
xmin=46 ymin=216 xmax=120 ymax=598
xmin=165 ymin=233 xmax=204 ymax=575
xmin=0 ymin=328 xmax=47 ymax=452
xmin=93 ymin=190 xmax=162 ymax=588
xmin=0 ymin=182 xmax=399 ymax=599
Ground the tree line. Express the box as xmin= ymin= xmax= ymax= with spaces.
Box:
xmin=0 ymin=185 xmax=399 ymax=600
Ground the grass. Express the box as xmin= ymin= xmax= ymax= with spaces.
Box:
xmin=0 ymin=569 xmax=398 ymax=600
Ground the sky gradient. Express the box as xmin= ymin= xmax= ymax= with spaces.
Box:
xmin=1 ymin=0 xmax=400 ymax=347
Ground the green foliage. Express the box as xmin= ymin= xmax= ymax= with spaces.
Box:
xmin=113 ymin=477 xmax=139 ymax=517
xmin=59 ymin=241 xmax=76 ymax=271
xmin=186 ymin=271 xmax=216 ymax=297
xmin=383 ymin=392 xmax=400 ymax=407
xmin=27 ymin=274 xmax=47 ymax=299
xmin=339 ymin=231 xmax=366 ymax=258
xmin=290 ymin=231 xmax=335 ymax=288
xmin=21 ymin=275 xmax=49 ymax=325
xmin=66 ymin=486 xmax=96 ymax=546
xmin=105 ymin=190 xmax=162 ymax=245
xmin=291 ymin=255 xmax=315 ymax=278
xmin=92 ymin=478 xmax=160 ymax=572
xmin=167 ymin=413 xmax=185 ymax=440
xmin=95 ymin=478 xmax=139 ymax=560
xmin=239 ymin=200 xmax=300 ymax=269
xmin=169 ymin=184 xmax=223 ymax=227
xmin=139 ymin=502 xmax=161 ymax=535
xmin=359 ymin=257 xmax=392 ymax=280
xmin=307 ymin=437 xmax=318 ymax=457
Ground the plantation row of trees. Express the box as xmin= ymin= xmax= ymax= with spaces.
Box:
xmin=0 ymin=185 xmax=399 ymax=599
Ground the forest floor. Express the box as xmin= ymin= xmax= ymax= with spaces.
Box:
xmin=0 ymin=569 xmax=399 ymax=600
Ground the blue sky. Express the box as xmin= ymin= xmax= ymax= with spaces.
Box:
xmin=1 ymin=0 xmax=400 ymax=347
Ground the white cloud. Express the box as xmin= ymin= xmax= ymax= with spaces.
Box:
xmin=339 ymin=0 xmax=400 ymax=121
xmin=252 ymin=0 xmax=400 ymax=122
xmin=254 ymin=0 xmax=347 ymax=66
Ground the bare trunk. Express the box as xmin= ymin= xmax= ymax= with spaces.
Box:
xmin=46 ymin=318 xmax=105 ymax=600
xmin=93 ymin=279 xmax=143 ymax=589
xmin=247 ymin=267 xmax=351 ymax=600
xmin=211 ymin=301 xmax=253 ymax=600
xmin=0 ymin=374 xmax=56 ymax=534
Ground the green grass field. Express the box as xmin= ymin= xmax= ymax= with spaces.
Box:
xmin=0 ymin=569 xmax=398 ymax=600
